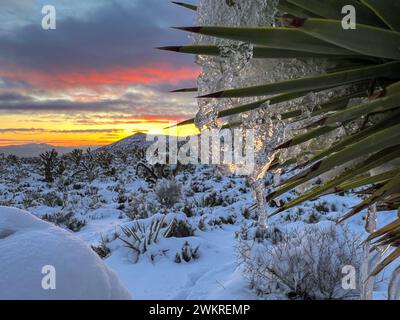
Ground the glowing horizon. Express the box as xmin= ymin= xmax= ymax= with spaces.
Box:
xmin=0 ymin=0 xmax=198 ymax=147
xmin=0 ymin=116 xmax=200 ymax=147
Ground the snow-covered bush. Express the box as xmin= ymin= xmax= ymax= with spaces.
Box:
xmin=95 ymin=150 xmax=116 ymax=176
xmin=239 ymin=224 xmax=362 ymax=300
xmin=117 ymin=215 xmax=166 ymax=261
xmin=39 ymin=149 xmax=58 ymax=183
xmin=0 ymin=206 xmax=131 ymax=299
xmin=203 ymin=191 xmax=225 ymax=207
xmin=91 ymin=236 xmax=111 ymax=259
xmin=42 ymin=191 xmax=64 ymax=207
xmin=182 ymin=201 xmax=195 ymax=217
xmin=154 ymin=178 xmax=182 ymax=208
xmin=22 ymin=190 xmax=42 ymax=208
xmin=174 ymin=242 xmax=200 ymax=263
xmin=67 ymin=149 xmax=83 ymax=167
xmin=126 ymin=192 xmax=159 ymax=220
xmin=164 ymin=218 xmax=195 ymax=238
xmin=41 ymin=211 xmax=86 ymax=232
xmin=76 ymin=149 xmax=98 ymax=182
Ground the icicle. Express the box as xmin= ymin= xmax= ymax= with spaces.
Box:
xmin=388 ymin=265 xmax=400 ymax=300
xmin=193 ymin=0 xmax=334 ymax=232
xmin=194 ymin=0 xmax=280 ymax=232
xmin=360 ymin=204 xmax=378 ymax=300
xmin=249 ymin=178 xmax=268 ymax=229
xmin=388 ymin=206 xmax=400 ymax=300
xmin=273 ymin=168 xmax=282 ymax=187
xmin=365 ymin=203 xmax=377 ymax=234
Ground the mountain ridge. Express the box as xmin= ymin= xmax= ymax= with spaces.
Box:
xmin=0 ymin=143 xmax=96 ymax=158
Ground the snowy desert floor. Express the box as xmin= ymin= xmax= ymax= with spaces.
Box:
xmin=0 ymin=146 xmax=398 ymax=300
xmin=74 ymin=197 xmax=397 ymax=300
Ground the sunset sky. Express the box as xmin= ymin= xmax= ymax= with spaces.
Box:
xmin=0 ymin=0 xmax=199 ymax=146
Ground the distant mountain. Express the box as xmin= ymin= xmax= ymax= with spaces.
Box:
xmin=1 ymin=133 xmax=159 ymax=158
xmin=0 ymin=143 xmax=96 ymax=158
xmin=102 ymin=133 xmax=156 ymax=152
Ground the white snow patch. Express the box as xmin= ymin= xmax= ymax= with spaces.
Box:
xmin=0 ymin=206 xmax=132 ymax=300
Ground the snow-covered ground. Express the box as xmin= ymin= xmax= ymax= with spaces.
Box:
xmin=0 ymin=207 xmax=131 ymax=300
xmin=0 ymin=141 xmax=398 ymax=300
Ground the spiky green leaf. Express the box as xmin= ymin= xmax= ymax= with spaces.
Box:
xmin=300 ymin=19 xmax=400 ymax=60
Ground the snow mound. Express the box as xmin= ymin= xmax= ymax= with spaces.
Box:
xmin=0 ymin=207 xmax=132 ymax=300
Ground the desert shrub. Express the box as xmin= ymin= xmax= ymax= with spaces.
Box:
xmin=91 ymin=236 xmax=111 ymax=258
xmin=197 ymin=218 xmax=207 ymax=231
xmin=194 ymin=192 xmax=225 ymax=208
xmin=68 ymin=149 xmax=83 ymax=167
xmin=235 ymin=225 xmax=282 ymax=244
xmin=40 ymin=149 xmax=58 ymax=183
xmin=174 ymin=241 xmax=200 ymax=263
xmin=56 ymin=158 xmax=67 ymax=176
xmin=22 ymin=191 xmax=41 ymax=208
xmin=154 ymin=178 xmax=181 ymax=208
xmin=242 ymin=207 xmax=251 ymax=219
xmin=6 ymin=154 xmax=19 ymax=165
xmin=206 ymin=213 xmax=237 ymax=227
xmin=126 ymin=192 xmax=159 ymax=220
xmin=314 ymin=201 xmax=331 ymax=213
xmin=182 ymin=202 xmax=195 ymax=217
xmin=73 ymin=183 xmax=83 ymax=190
xmin=115 ymin=150 xmax=129 ymax=164
xmin=75 ymin=149 xmax=98 ymax=182
xmin=241 ymin=207 xmax=258 ymax=220
xmin=203 ymin=191 xmax=224 ymax=207
xmin=280 ymin=207 xmax=331 ymax=225
xmin=96 ymin=150 xmax=116 ymax=176
xmin=42 ymin=191 xmax=64 ymax=207
xmin=116 ymin=187 xmax=128 ymax=210
xmin=42 ymin=212 xmax=86 ymax=232
xmin=238 ymin=224 xmax=362 ymax=300
xmin=307 ymin=211 xmax=321 ymax=224
xmin=86 ymin=189 xmax=104 ymax=210
xmin=190 ymin=181 xmax=205 ymax=193
xmin=164 ymin=218 xmax=195 ymax=238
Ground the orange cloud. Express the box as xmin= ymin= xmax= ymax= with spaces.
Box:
xmin=0 ymin=65 xmax=200 ymax=89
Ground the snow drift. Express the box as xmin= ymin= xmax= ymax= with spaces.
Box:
xmin=0 ymin=206 xmax=131 ymax=300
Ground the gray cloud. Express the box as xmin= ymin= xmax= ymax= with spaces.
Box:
xmin=0 ymin=97 xmax=127 ymax=112
xmin=0 ymin=0 xmax=195 ymax=73
xmin=0 ymin=85 xmax=197 ymax=116
xmin=0 ymin=128 xmax=45 ymax=133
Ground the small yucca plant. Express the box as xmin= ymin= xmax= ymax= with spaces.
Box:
xmin=160 ymin=1 xmax=400 ymax=275
xmin=117 ymin=216 xmax=166 ymax=257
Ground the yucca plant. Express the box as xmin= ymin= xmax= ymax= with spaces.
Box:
xmin=160 ymin=1 xmax=400 ymax=277
xmin=117 ymin=215 xmax=167 ymax=259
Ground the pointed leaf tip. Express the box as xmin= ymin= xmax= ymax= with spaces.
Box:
xmin=170 ymin=87 xmax=198 ymax=93
xmin=171 ymin=2 xmax=197 ymax=11
xmin=157 ymin=46 xmax=181 ymax=52
xmin=173 ymin=26 xmax=202 ymax=33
